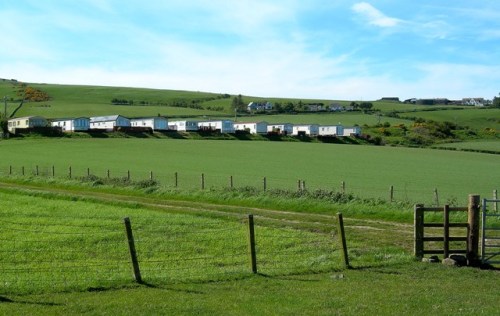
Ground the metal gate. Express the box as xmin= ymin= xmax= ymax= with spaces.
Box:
xmin=481 ymin=198 xmax=500 ymax=265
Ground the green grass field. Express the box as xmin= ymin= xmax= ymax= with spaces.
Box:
xmin=5 ymin=80 xmax=498 ymax=131
xmin=0 ymin=188 xmax=342 ymax=295
xmin=0 ymin=80 xmax=342 ymax=119
xmin=399 ymin=108 xmax=500 ymax=131
xmin=1 ymin=79 xmax=499 ymax=315
xmin=0 ymin=177 xmax=498 ymax=315
xmin=0 ymin=138 xmax=497 ymax=206
xmin=437 ymin=140 xmax=500 ymax=152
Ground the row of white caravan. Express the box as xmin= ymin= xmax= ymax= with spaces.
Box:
xmin=169 ymin=120 xmax=361 ymax=136
xmin=7 ymin=115 xmax=361 ymax=137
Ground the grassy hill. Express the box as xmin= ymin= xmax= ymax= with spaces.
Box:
xmin=0 ymin=182 xmax=498 ymax=315
xmin=0 ymin=79 xmax=335 ymax=119
xmin=1 ymin=78 xmax=498 ymax=147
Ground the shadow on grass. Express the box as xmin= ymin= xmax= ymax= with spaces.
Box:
xmin=0 ymin=295 xmax=61 ymax=306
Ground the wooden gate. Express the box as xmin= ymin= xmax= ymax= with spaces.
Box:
xmin=414 ymin=195 xmax=480 ymax=265
xmin=481 ymin=198 xmax=500 ymax=265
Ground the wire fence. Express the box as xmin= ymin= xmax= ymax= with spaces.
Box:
xmin=0 ymin=214 xmax=130 ymax=293
xmin=0 ymin=211 xmax=342 ymax=294
xmin=1 ymin=164 xmax=497 ymax=206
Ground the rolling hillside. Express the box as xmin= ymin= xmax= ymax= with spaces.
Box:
xmin=1 ymin=78 xmax=498 ymax=146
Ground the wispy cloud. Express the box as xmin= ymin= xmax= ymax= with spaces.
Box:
xmin=351 ymin=2 xmax=402 ymax=28
xmin=1 ymin=1 xmax=499 ymax=100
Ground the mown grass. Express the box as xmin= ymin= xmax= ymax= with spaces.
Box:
xmin=0 ymin=138 xmax=497 ymax=206
xmin=399 ymin=108 xmax=500 ymax=131
xmin=0 ymin=186 xmax=498 ymax=315
xmin=1 ymin=262 xmax=498 ymax=315
xmin=436 ymin=140 xmax=500 ymax=152
xmin=0 ymin=188 xmax=343 ymax=295
xmin=1 ymin=80 xmax=341 ymax=118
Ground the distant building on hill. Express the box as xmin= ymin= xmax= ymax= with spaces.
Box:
xmin=233 ymin=121 xmax=268 ymax=134
xmin=292 ymin=124 xmax=320 ymax=136
xmin=198 ymin=120 xmax=235 ymax=133
xmin=51 ymin=117 xmax=90 ymax=132
xmin=462 ymin=98 xmax=486 ymax=107
xmin=379 ymin=97 xmax=400 ymax=102
xmin=342 ymin=126 xmax=361 ymax=136
xmin=8 ymin=116 xmax=48 ymax=133
xmin=130 ymin=116 xmax=168 ymax=131
xmin=90 ymin=115 xmax=130 ymax=131
xmin=247 ymin=101 xmax=273 ymax=112
xmin=267 ymin=123 xmax=293 ymax=135
xmin=168 ymin=120 xmax=198 ymax=131
xmin=415 ymin=98 xmax=450 ymax=105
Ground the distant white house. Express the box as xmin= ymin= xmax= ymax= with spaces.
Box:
xmin=267 ymin=123 xmax=293 ymax=135
xmin=168 ymin=120 xmax=199 ymax=132
xmin=51 ymin=117 xmax=90 ymax=132
xmin=233 ymin=121 xmax=268 ymax=134
xmin=247 ymin=101 xmax=273 ymax=112
xmin=292 ymin=124 xmax=319 ymax=136
xmin=198 ymin=120 xmax=235 ymax=133
xmin=462 ymin=98 xmax=486 ymax=107
xmin=7 ymin=116 xmax=48 ymax=133
xmin=131 ymin=116 xmax=168 ymax=131
xmin=329 ymin=103 xmax=345 ymax=112
xmin=90 ymin=115 xmax=131 ymax=131
xmin=342 ymin=126 xmax=361 ymax=136
xmin=306 ymin=104 xmax=324 ymax=112
xmin=318 ymin=125 xmax=344 ymax=136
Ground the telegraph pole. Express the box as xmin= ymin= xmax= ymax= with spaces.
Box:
xmin=3 ymin=96 xmax=7 ymax=118
xmin=2 ymin=96 xmax=7 ymax=139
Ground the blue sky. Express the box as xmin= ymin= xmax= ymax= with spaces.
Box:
xmin=1 ymin=0 xmax=499 ymax=100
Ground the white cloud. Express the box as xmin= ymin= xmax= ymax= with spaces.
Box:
xmin=2 ymin=59 xmax=498 ymax=101
xmin=352 ymin=2 xmax=402 ymax=28
xmin=417 ymin=20 xmax=452 ymax=40
xmin=2 ymin=1 xmax=498 ymax=102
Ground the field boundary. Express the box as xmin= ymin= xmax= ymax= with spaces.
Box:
xmin=0 ymin=188 xmax=347 ymax=294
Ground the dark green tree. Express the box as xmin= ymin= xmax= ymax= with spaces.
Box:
xmin=493 ymin=93 xmax=500 ymax=108
xmin=231 ymin=94 xmax=246 ymax=112
xmin=359 ymin=102 xmax=374 ymax=112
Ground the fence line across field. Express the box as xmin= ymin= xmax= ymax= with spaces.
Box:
xmin=2 ymin=164 xmax=496 ymax=205
xmin=0 ymin=210 xmax=346 ymax=294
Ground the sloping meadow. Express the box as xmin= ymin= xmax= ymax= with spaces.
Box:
xmin=0 ymin=188 xmax=342 ymax=294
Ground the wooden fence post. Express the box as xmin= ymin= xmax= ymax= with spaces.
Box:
xmin=124 ymin=217 xmax=143 ymax=283
xmin=414 ymin=204 xmax=424 ymax=259
xmin=201 ymin=173 xmax=205 ymax=190
xmin=494 ymin=189 xmax=498 ymax=212
xmin=389 ymin=185 xmax=394 ymax=202
xmin=87 ymin=168 xmax=90 ymax=177
xmin=434 ymin=188 xmax=439 ymax=206
xmin=341 ymin=181 xmax=345 ymax=194
xmin=22 ymin=166 xmax=24 ymax=176
xmin=467 ymin=194 xmax=480 ymax=266
xmin=52 ymin=165 xmax=55 ymax=177
xmin=127 ymin=170 xmax=130 ymax=181
xmin=336 ymin=213 xmax=350 ymax=268
xmin=174 ymin=172 xmax=178 ymax=188
xmin=150 ymin=171 xmax=153 ymax=181
xmin=230 ymin=175 xmax=233 ymax=189
xmin=297 ymin=180 xmax=301 ymax=192
xmin=443 ymin=204 xmax=450 ymax=258
xmin=36 ymin=165 xmax=39 ymax=176
xmin=247 ymin=214 xmax=257 ymax=274
xmin=263 ymin=177 xmax=267 ymax=192
xmin=69 ymin=166 xmax=72 ymax=179
xmin=107 ymin=169 xmax=110 ymax=179
xmin=302 ymin=180 xmax=306 ymax=191
xmin=9 ymin=165 xmax=12 ymax=175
